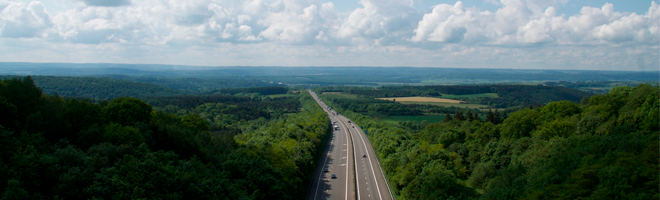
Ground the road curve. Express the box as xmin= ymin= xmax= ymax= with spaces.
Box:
xmin=307 ymin=90 xmax=393 ymax=200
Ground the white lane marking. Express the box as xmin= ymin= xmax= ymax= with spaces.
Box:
xmin=338 ymin=118 xmax=359 ymax=200
xmin=354 ymin=124 xmax=383 ymax=200
xmin=313 ymin=130 xmax=333 ymax=200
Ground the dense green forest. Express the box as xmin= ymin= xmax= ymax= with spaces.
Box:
xmin=0 ymin=75 xmax=187 ymax=100
xmin=0 ymin=76 xmax=329 ymax=199
xmin=97 ymin=75 xmax=275 ymax=93
xmin=146 ymin=95 xmax=301 ymax=133
xmin=319 ymin=84 xmax=658 ymax=199
xmin=204 ymin=86 xmax=289 ymax=96
xmin=320 ymin=85 xmax=592 ymax=108
xmin=545 ymin=81 xmax=656 ymax=94
xmin=0 ymin=76 xmax=289 ymax=100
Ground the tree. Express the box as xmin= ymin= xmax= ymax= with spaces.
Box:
xmin=103 ymin=97 xmax=152 ymax=126
xmin=485 ymin=109 xmax=495 ymax=124
xmin=454 ymin=111 xmax=465 ymax=121
xmin=493 ymin=109 xmax=501 ymax=124
xmin=466 ymin=110 xmax=475 ymax=121
xmin=103 ymin=122 xmax=144 ymax=145
xmin=443 ymin=113 xmax=452 ymax=122
xmin=0 ymin=76 xmax=42 ymax=131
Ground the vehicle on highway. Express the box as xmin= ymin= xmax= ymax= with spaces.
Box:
xmin=334 ymin=125 xmax=339 ymax=130
xmin=324 ymin=167 xmax=329 ymax=172
xmin=362 ymin=154 xmax=366 ymax=158
xmin=331 ymin=174 xmax=337 ymax=179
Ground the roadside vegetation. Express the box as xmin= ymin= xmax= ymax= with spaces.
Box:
xmin=318 ymin=84 xmax=659 ymax=199
xmin=1 ymin=72 xmax=656 ymax=199
xmin=0 ymin=76 xmax=329 ymax=199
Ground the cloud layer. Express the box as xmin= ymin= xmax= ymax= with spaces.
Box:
xmin=0 ymin=0 xmax=657 ymax=70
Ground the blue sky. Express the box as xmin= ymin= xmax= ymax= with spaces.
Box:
xmin=0 ymin=0 xmax=658 ymax=70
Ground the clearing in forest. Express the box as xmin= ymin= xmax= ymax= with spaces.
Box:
xmin=377 ymin=97 xmax=465 ymax=104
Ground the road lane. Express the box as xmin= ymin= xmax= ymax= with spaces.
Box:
xmin=307 ymin=90 xmax=393 ymax=200
xmin=342 ymin=115 xmax=393 ymax=200
xmin=307 ymin=91 xmax=355 ymax=200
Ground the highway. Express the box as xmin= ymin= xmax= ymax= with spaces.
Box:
xmin=307 ymin=90 xmax=355 ymax=200
xmin=307 ymin=90 xmax=393 ymax=200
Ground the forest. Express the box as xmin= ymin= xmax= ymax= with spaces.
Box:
xmin=0 ymin=75 xmax=187 ymax=100
xmin=319 ymin=85 xmax=592 ymax=108
xmin=0 ymin=76 xmax=329 ymax=199
xmin=1 ymin=72 xmax=657 ymax=199
xmin=97 ymin=75 xmax=274 ymax=93
xmin=319 ymin=84 xmax=659 ymax=199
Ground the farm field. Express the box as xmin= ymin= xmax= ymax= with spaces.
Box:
xmin=440 ymin=93 xmax=499 ymax=98
xmin=398 ymin=101 xmax=490 ymax=109
xmin=376 ymin=96 xmax=465 ymax=103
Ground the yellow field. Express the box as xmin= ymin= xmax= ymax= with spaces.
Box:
xmin=376 ymin=97 xmax=465 ymax=104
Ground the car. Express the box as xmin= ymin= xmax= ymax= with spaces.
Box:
xmin=362 ymin=154 xmax=366 ymax=158
xmin=331 ymin=174 xmax=337 ymax=179
xmin=324 ymin=167 xmax=329 ymax=172
xmin=352 ymin=126 xmax=354 ymax=128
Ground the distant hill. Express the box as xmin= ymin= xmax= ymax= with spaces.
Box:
xmin=95 ymin=75 xmax=275 ymax=93
xmin=0 ymin=75 xmax=187 ymax=100
xmin=1 ymin=63 xmax=657 ymax=86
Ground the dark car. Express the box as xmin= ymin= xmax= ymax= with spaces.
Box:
xmin=362 ymin=154 xmax=366 ymax=158
xmin=324 ymin=167 xmax=329 ymax=172
xmin=331 ymin=174 xmax=337 ymax=179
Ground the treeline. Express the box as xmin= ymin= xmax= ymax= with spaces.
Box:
xmin=470 ymin=84 xmax=591 ymax=108
xmin=156 ymin=97 xmax=301 ymax=133
xmin=205 ymin=86 xmax=289 ymax=95
xmin=98 ymin=75 xmax=273 ymax=92
xmin=544 ymin=81 xmax=654 ymax=94
xmin=144 ymin=95 xmax=259 ymax=109
xmin=0 ymin=75 xmax=186 ymax=100
xmin=325 ymin=98 xmax=424 ymax=116
xmin=320 ymin=92 xmax=484 ymax=117
xmin=325 ymin=84 xmax=658 ymax=199
xmin=321 ymin=85 xmax=592 ymax=108
xmin=0 ymin=76 xmax=329 ymax=199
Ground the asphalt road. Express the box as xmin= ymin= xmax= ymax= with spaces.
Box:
xmin=307 ymin=90 xmax=393 ymax=200
xmin=307 ymin=90 xmax=355 ymax=200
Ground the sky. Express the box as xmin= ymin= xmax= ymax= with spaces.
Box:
xmin=0 ymin=0 xmax=658 ymax=71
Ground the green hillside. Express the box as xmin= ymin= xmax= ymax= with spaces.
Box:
xmin=1 ymin=75 xmax=187 ymax=99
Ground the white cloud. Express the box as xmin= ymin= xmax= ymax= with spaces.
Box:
xmin=79 ymin=0 xmax=131 ymax=7
xmin=411 ymin=1 xmax=660 ymax=46
xmin=337 ymin=0 xmax=419 ymax=44
xmin=0 ymin=0 xmax=657 ymax=70
xmin=258 ymin=3 xmax=338 ymax=44
xmin=0 ymin=0 xmax=52 ymax=38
